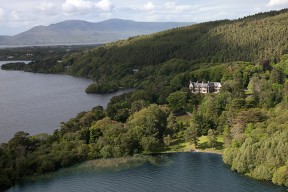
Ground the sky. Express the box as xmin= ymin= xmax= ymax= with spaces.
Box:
xmin=0 ymin=0 xmax=288 ymax=35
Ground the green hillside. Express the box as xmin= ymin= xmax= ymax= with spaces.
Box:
xmin=62 ymin=9 xmax=288 ymax=79
xmin=1 ymin=9 xmax=288 ymax=190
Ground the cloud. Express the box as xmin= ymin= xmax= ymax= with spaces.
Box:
xmin=37 ymin=2 xmax=56 ymax=11
xmin=141 ymin=1 xmax=196 ymax=13
xmin=268 ymin=0 xmax=288 ymax=6
xmin=63 ymin=0 xmax=94 ymax=13
xmin=11 ymin=10 xmax=29 ymax=22
xmin=164 ymin=2 xmax=194 ymax=13
xmin=35 ymin=2 xmax=58 ymax=15
xmin=62 ymin=0 xmax=113 ymax=13
xmin=144 ymin=2 xmax=155 ymax=11
xmin=0 ymin=8 xmax=5 ymax=21
xmin=95 ymin=0 xmax=113 ymax=11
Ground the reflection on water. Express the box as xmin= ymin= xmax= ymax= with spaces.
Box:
xmin=7 ymin=153 xmax=286 ymax=192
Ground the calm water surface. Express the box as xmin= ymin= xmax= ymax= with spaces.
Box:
xmin=7 ymin=153 xmax=286 ymax=192
xmin=0 ymin=61 xmax=128 ymax=143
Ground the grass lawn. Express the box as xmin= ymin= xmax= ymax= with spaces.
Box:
xmin=161 ymin=135 xmax=224 ymax=155
xmin=176 ymin=114 xmax=191 ymax=126
xmin=161 ymin=114 xmax=223 ymax=154
xmin=245 ymin=89 xmax=253 ymax=95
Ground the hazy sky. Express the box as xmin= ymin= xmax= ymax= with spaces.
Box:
xmin=0 ymin=0 xmax=287 ymax=35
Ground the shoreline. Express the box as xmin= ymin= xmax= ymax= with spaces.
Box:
xmin=159 ymin=148 xmax=223 ymax=156
xmin=21 ymin=151 xmax=222 ymax=183
xmin=165 ymin=150 xmax=223 ymax=155
xmin=193 ymin=149 xmax=223 ymax=155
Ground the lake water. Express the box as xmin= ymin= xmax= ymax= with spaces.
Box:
xmin=0 ymin=61 xmax=128 ymax=143
xmin=7 ymin=153 xmax=286 ymax=192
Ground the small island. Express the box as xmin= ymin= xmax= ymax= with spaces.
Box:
xmin=85 ymin=82 xmax=119 ymax=94
xmin=1 ymin=62 xmax=26 ymax=70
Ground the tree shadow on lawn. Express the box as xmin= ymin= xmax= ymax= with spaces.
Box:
xmin=162 ymin=138 xmax=187 ymax=152
xmin=197 ymin=141 xmax=224 ymax=150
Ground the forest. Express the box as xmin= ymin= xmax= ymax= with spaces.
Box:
xmin=1 ymin=9 xmax=288 ymax=190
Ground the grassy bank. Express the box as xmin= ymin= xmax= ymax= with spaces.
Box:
xmin=21 ymin=155 xmax=162 ymax=183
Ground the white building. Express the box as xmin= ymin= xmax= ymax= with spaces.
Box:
xmin=189 ymin=81 xmax=222 ymax=94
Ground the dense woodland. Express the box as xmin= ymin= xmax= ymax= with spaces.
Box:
xmin=1 ymin=9 xmax=288 ymax=190
xmin=0 ymin=45 xmax=97 ymax=61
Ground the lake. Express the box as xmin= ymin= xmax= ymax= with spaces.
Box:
xmin=7 ymin=153 xmax=286 ymax=192
xmin=0 ymin=61 xmax=128 ymax=143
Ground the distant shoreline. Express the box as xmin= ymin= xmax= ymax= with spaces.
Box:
xmin=0 ymin=43 xmax=101 ymax=49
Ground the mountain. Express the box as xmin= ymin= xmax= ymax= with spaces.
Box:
xmin=0 ymin=19 xmax=194 ymax=46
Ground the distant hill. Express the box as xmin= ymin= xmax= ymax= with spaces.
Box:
xmin=52 ymin=9 xmax=288 ymax=79
xmin=0 ymin=19 xmax=194 ymax=46
xmin=15 ymin=9 xmax=288 ymax=79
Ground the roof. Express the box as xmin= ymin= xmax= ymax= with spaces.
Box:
xmin=189 ymin=81 xmax=222 ymax=88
